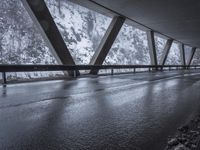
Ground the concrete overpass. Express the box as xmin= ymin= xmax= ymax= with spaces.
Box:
xmin=90 ymin=0 xmax=200 ymax=48
xmin=1 ymin=0 xmax=200 ymax=149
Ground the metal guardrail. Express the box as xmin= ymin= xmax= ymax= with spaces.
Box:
xmin=0 ymin=64 xmax=200 ymax=84
xmin=0 ymin=64 xmax=199 ymax=71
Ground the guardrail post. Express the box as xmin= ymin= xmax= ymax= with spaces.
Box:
xmin=2 ymin=72 xmax=7 ymax=84
xmin=111 ymin=68 xmax=114 ymax=75
xmin=134 ymin=68 xmax=136 ymax=73
xmin=73 ymin=70 xmax=77 ymax=78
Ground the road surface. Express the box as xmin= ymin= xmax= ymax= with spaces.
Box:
xmin=1 ymin=70 xmax=200 ymax=150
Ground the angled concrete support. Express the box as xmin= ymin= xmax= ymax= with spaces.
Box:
xmin=21 ymin=0 xmax=79 ymax=76
xmin=187 ymin=47 xmax=196 ymax=66
xmin=159 ymin=39 xmax=173 ymax=65
xmin=179 ymin=43 xmax=186 ymax=66
xmin=147 ymin=31 xmax=157 ymax=66
xmin=89 ymin=16 xmax=125 ymax=75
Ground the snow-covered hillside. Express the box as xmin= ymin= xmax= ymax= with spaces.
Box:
xmin=104 ymin=24 xmax=150 ymax=65
xmin=165 ymin=42 xmax=181 ymax=65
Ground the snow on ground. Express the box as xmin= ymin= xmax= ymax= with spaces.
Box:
xmin=165 ymin=115 xmax=200 ymax=150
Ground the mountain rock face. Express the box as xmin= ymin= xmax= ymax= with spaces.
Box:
xmin=0 ymin=0 xmax=193 ymax=80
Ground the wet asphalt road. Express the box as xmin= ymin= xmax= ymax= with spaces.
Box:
xmin=1 ymin=70 xmax=200 ymax=150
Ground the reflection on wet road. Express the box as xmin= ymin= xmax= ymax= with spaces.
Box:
xmin=1 ymin=70 xmax=200 ymax=150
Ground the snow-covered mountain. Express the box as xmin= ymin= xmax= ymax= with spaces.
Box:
xmin=0 ymin=0 xmax=195 ymax=80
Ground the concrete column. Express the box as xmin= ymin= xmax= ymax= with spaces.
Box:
xmin=21 ymin=0 xmax=79 ymax=76
xmin=159 ymin=39 xmax=173 ymax=65
xmin=188 ymin=47 xmax=196 ymax=66
xmin=179 ymin=43 xmax=186 ymax=66
xmin=147 ymin=31 xmax=157 ymax=66
xmin=89 ymin=16 xmax=125 ymax=75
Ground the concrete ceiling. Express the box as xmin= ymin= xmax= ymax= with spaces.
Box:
xmin=91 ymin=0 xmax=200 ymax=48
